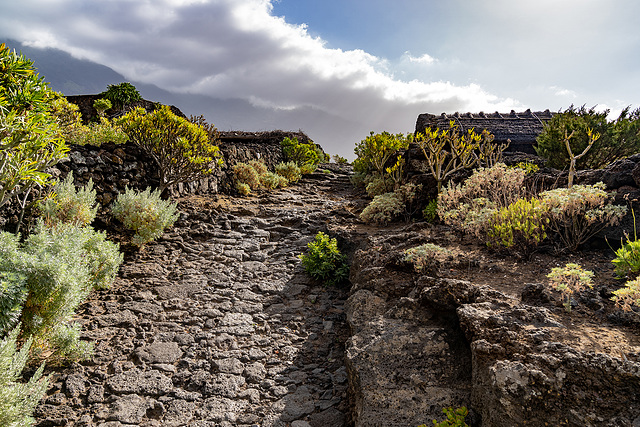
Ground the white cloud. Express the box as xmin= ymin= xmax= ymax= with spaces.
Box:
xmin=0 ymin=0 xmax=521 ymax=157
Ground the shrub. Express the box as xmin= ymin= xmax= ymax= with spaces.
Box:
xmin=233 ymin=162 xmax=261 ymax=191
xmin=540 ymin=182 xmax=627 ymax=251
xmin=612 ymin=239 xmax=640 ymax=279
xmin=487 ymin=198 xmax=549 ymax=256
xmin=510 ymin=161 xmax=540 ymax=174
xmin=71 ymin=117 xmax=128 ymax=146
xmin=360 ymin=183 xmax=420 ymax=225
xmin=365 ymin=176 xmax=393 ymax=197
xmin=275 ymin=161 xmax=302 ymax=183
xmin=404 ymin=243 xmax=451 ymax=272
xmin=415 ymin=121 xmax=499 ymax=192
xmin=248 ymin=159 xmax=268 ymax=176
xmin=117 ymin=105 xmax=223 ymax=192
xmin=93 ymin=98 xmax=112 ymax=117
xmin=281 ymin=137 xmax=323 ymax=167
xmin=419 ymin=407 xmax=469 ymax=427
xmin=0 ymin=327 xmax=49 ymax=427
xmin=99 ymin=82 xmax=141 ymax=109
xmin=236 ymin=182 xmax=251 ymax=196
xmin=611 ymin=277 xmax=640 ymax=312
xmin=547 ymin=263 xmax=594 ymax=312
xmin=0 ymin=272 xmax=26 ymax=336
xmin=299 ymin=163 xmax=317 ymax=175
xmin=0 ymin=43 xmax=69 ymax=209
xmin=332 ymin=154 xmax=349 ymax=164
xmin=112 ymin=186 xmax=178 ymax=247
xmin=299 ymin=232 xmax=349 ymax=286
xmin=38 ymin=172 xmax=97 ymax=227
xmin=437 ymin=164 xmax=529 ymax=239
xmin=261 ymin=171 xmax=288 ymax=190
xmin=423 ymin=199 xmax=438 ymax=222
xmin=536 ymin=105 xmax=640 ymax=170
xmin=353 ymin=131 xmax=411 ymax=177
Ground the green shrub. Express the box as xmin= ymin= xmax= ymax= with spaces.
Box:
xmin=540 ymin=182 xmax=627 ymax=251
xmin=275 ymin=161 xmax=302 ymax=183
xmin=547 ymin=263 xmax=594 ymax=312
xmin=428 ymin=407 xmax=469 ymax=427
xmin=71 ymin=117 xmax=128 ymax=146
xmin=0 ymin=272 xmax=27 ymax=336
xmin=112 ymin=186 xmax=178 ymax=247
xmin=611 ymin=212 xmax=640 ymax=279
xmin=332 ymin=154 xmax=349 ymax=164
xmin=438 ymin=164 xmax=529 ymax=239
xmin=233 ymin=162 xmax=261 ymax=191
xmin=299 ymin=232 xmax=349 ymax=286
xmin=536 ymin=105 xmax=640 ymax=170
xmin=353 ymin=131 xmax=411 ymax=177
xmin=99 ymin=82 xmax=141 ymax=109
xmin=0 ymin=327 xmax=49 ymax=427
xmin=404 ymin=243 xmax=451 ymax=272
xmin=611 ymin=277 xmax=640 ymax=312
xmin=236 ymin=182 xmax=251 ymax=196
xmin=360 ymin=183 xmax=420 ymax=225
xmin=510 ymin=161 xmax=540 ymax=174
xmin=365 ymin=176 xmax=393 ymax=197
xmin=248 ymin=159 xmax=268 ymax=176
xmin=281 ymin=137 xmax=323 ymax=167
xmin=93 ymin=98 xmax=112 ymax=117
xmin=487 ymin=198 xmax=549 ymax=256
xmin=261 ymin=171 xmax=288 ymax=190
xmin=299 ymin=163 xmax=317 ymax=175
xmin=38 ymin=172 xmax=97 ymax=227
xmin=118 ymin=105 xmax=223 ymax=192
xmin=0 ymin=43 xmax=69 ymax=209
xmin=422 ymin=199 xmax=438 ymax=222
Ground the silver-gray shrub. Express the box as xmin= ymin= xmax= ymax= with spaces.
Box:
xmin=0 ymin=327 xmax=49 ymax=427
xmin=38 ymin=172 xmax=97 ymax=227
xmin=112 ymin=186 xmax=179 ymax=246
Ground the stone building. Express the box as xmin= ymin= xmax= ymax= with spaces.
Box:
xmin=415 ymin=109 xmax=555 ymax=154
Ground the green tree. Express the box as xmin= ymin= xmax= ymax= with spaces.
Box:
xmin=536 ymin=105 xmax=640 ymax=170
xmin=100 ymin=82 xmax=141 ymax=109
xmin=353 ymin=131 xmax=411 ymax=177
xmin=0 ymin=43 xmax=68 ymax=209
xmin=118 ymin=105 xmax=223 ymax=192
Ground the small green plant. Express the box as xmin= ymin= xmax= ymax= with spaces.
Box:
xmin=112 ymin=186 xmax=179 ymax=246
xmin=99 ymin=82 xmax=141 ymax=109
xmin=234 ymin=162 xmax=262 ymax=191
xmin=365 ymin=176 xmax=393 ymax=198
xmin=332 ymin=154 xmax=349 ymax=164
xmin=0 ymin=272 xmax=26 ymax=335
xmin=261 ymin=171 xmax=288 ymax=189
xmin=510 ymin=161 xmax=540 ymax=174
xmin=299 ymin=163 xmax=317 ymax=175
xmin=281 ymin=137 xmax=322 ymax=167
xmin=487 ymin=198 xmax=549 ymax=256
xmin=423 ymin=199 xmax=438 ymax=222
xmin=611 ymin=277 xmax=640 ymax=312
xmin=353 ymin=131 xmax=411 ymax=177
xmin=275 ymin=161 xmax=302 ymax=183
xmin=236 ymin=182 xmax=251 ymax=196
xmin=38 ymin=172 xmax=98 ymax=227
xmin=92 ymin=98 xmax=112 ymax=117
xmin=0 ymin=327 xmax=49 ymax=427
xmin=404 ymin=243 xmax=451 ymax=272
xmin=299 ymin=232 xmax=349 ymax=286
xmin=547 ymin=263 xmax=594 ymax=312
xmin=540 ymin=182 xmax=627 ymax=251
xmin=418 ymin=406 xmax=469 ymax=427
xmin=360 ymin=183 xmax=421 ymax=225
xmin=611 ymin=210 xmax=640 ymax=279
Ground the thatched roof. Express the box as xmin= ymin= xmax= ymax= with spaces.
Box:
xmin=415 ymin=109 xmax=555 ymax=154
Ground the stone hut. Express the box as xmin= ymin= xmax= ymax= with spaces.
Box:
xmin=415 ymin=109 xmax=555 ymax=154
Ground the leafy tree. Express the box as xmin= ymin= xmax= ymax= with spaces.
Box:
xmin=117 ymin=105 xmax=223 ymax=192
xmin=281 ymin=137 xmax=323 ymax=167
xmin=353 ymin=131 xmax=411 ymax=177
xmin=536 ymin=105 xmax=640 ymax=169
xmin=0 ymin=43 xmax=68 ymax=209
xmin=99 ymin=82 xmax=141 ymax=109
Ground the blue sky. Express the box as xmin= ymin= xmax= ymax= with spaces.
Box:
xmin=1 ymin=0 xmax=639 ymax=158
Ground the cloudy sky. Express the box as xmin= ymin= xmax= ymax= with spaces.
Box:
xmin=1 ymin=0 xmax=639 ymax=158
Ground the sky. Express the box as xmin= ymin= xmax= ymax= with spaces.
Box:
xmin=1 ymin=0 xmax=639 ymax=159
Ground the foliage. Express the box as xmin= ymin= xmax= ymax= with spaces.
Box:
xmin=299 ymin=232 xmax=349 ymax=286
xmin=281 ymin=137 xmax=324 ymax=167
xmin=404 ymin=243 xmax=451 ymax=272
xmin=299 ymin=162 xmax=317 ymax=175
xmin=248 ymin=159 xmax=268 ymax=176
xmin=612 ymin=238 xmax=640 ymax=279
xmin=99 ymin=82 xmax=141 ymax=109
xmin=261 ymin=171 xmax=288 ymax=190
xmin=38 ymin=172 xmax=97 ymax=227
xmin=437 ymin=164 xmax=529 ymax=239
xmin=112 ymin=186 xmax=179 ymax=247
xmin=547 ymin=263 xmax=594 ymax=312
xmin=360 ymin=183 xmax=421 ymax=225
xmin=236 ymin=182 xmax=251 ymax=196
xmin=332 ymin=154 xmax=349 ymax=164
xmin=0 ymin=43 xmax=69 ymax=209
xmin=353 ymin=131 xmax=411 ymax=177
xmin=0 ymin=327 xmax=48 ymax=427
xmin=415 ymin=121 xmax=498 ymax=192
xmin=510 ymin=161 xmax=540 ymax=174
xmin=423 ymin=199 xmax=438 ymax=222
xmin=365 ymin=175 xmax=393 ymax=197
xmin=117 ymin=105 xmax=223 ymax=192
xmin=92 ymin=98 xmax=112 ymax=117
xmin=611 ymin=277 xmax=640 ymax=312
xmin=233 ymin=162 xmax=261 ymax=191
xmin=418 ymin=407 xmax=469 ymax=427
xmin=0 ymin=272 xmax=26 ymax=336
xmin=535 ymin=105 xmax=640 ymax=170
xmin=275 ymin=161 xmax=302 ymax=183
xmin=540 ymin=182 xmax=627 ymax=251
xmin=487 ymin=198 xmax=549 ymax=256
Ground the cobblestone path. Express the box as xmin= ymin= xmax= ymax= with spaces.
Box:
xmin=34 ymin=166 xmax=357 ymax=427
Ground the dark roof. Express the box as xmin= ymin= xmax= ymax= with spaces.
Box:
xmin=415 ymin=109 xmax=555 ymax=153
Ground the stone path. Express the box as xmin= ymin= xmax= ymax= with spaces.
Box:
xmin=34 ymin=165 xmax=357 ymax=427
